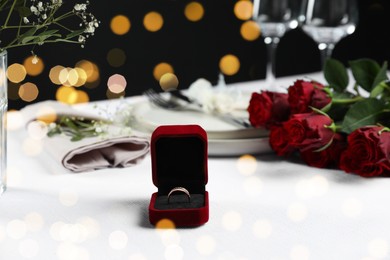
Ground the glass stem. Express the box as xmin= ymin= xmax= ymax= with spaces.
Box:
xmin=319 ymin=43 xmax=335 ymax=68
xmin=264 ymin=37 xmax=279 ymax=87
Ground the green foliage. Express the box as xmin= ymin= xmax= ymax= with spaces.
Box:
xmin=0 ymin=0 xmax=99 ymax=52
xmin=323 ymin=58 xmax=390 ymax=133
xmin=47 ymin=116 xmax=107 ymax=142
xmin=341 ymin=98 xmax=386 ymax=133
xmin=324 ymin=59 xmax=349 ymax=92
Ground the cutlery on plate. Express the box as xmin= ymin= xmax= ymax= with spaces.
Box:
xmin=143 ymin=88 xmax=252 ymax=128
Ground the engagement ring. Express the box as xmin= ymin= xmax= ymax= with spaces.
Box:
xmin=167 ymin=187 xmax=191 ymax=203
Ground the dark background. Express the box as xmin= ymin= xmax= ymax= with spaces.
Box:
xmin=7 ymin=0 xmax=390 ymax=110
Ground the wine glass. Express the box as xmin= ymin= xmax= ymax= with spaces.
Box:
xmin=300 ymin=0 xmax=358 ymax=67
xmin=252 ymin=0 xmax=300 ymax=85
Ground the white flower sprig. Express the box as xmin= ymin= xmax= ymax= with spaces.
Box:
xmin=0 ymin=0 xmax=99 ymax=52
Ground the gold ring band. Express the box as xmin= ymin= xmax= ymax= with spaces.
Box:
xmin=167 ymin=187 xmax=191 ymax=203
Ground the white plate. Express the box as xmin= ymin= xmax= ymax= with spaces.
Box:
xmin=208 ymin=137 xmax=272 ymax=156
xmin=131 ymin=101 xmax=268 ymax=140
xmin=131 ymin=101 xmax=272 ymax=156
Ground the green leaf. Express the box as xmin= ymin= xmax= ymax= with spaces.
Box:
xmin=370 ymin=80 xmax=389 ymax=98
xmin=66 ymin=29 xmax=84 ymax=39
xmin=21 ymin=35 xmax=39 ymax=44
xmin=17 ymin=6 xmax=31 ymax=17
xmin=341 ymin=98 xmax=386 ymax=133
xmin=372 ymin=61 xmax=388 ymax=89
xmin=332 ymin=91 xmax=355 ymax=100
xmin=324 ymin=58 xmax=349 ymax=92
xmin=19 ymin=27 xmax=38 ymax=43
xmin=38 ymin=33 xmax=61 ymax=42
xmin=349 ymin=59 xmax=381 ymax=92
xmin=38 ymin=29 xmax=59 ymax=36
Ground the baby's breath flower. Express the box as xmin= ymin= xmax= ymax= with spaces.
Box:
xmin=32 ymin=55 xmax=39 ymax=64
xmin=30 ymin=6 xmax=39 ymax=15
xmin=74 ymin=4 xmax=87 ymax=11
xmin=0 ymin=0 xmax=99 ymax=52
xmin=78 ymin=35 xmax=86 ymax=43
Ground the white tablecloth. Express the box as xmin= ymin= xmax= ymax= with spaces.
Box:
xmin=2 ymin=74 xmax=390 ymax=260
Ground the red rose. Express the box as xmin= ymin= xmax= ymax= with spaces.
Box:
xmin=269 ymin=125 xmax=295 ymax=156
xmin=284 ymin=112 xmax=335 ymax=152
xmin=288 ymin=80 xmax=331 ymax=114
xmin=247 ymin=91 xmax=290 ymax=129
xmin=300 ymin=133 xmax=347 ymax=168
xmin=339 ymin=127 xmax=390 ymax=177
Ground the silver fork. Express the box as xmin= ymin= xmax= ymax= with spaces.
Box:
xmin=143 ymin=88 xmax=252 ymax=128
xmin=144 ymin=89 xmax=183 ymax=110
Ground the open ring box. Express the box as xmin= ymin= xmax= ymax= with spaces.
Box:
xmin=148 ymin=125 xmax=209 ymax=227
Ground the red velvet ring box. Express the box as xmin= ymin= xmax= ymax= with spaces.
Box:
xmin=148 ymin=125 xmax=209 ymax=227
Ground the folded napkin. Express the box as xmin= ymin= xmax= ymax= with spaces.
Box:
xmin=186 ymin=78 xmax=251 ymax=113
xmin=21 ymin=100 xmax=150 ymax=173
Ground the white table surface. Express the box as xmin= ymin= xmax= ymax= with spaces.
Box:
xmin=2 ymin=74 xmax=390 ymax=260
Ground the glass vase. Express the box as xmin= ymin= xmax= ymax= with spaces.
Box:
xmin=0 ymin=51 xmax=7 ymax=195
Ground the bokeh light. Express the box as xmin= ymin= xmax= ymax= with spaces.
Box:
xmin=253 ymin=219 xmax=272 ymax=239
xmin=295 ymin=175 xmax=329 ymax=200
xmin=107 ymin=48 xmax=126 ymax=67
xmin=110 ymin=15 xmax=131 ymax=35
xmin=75 ymin=60 xmax=100 ymax=85
xmin=75 ymin=90 xmax=90 ymax=103
xmin=153 ymin=62 xmax=174 ymax=81
xmin=7 ymin=63 xmax=26 ymax=83
xmin=243 ymin=176 xmax=262 ymax=195
xmin=342 ymin=198 xmax=362 ymax=218
xmin=24 ymin=55 xmax=44 ymax=76
xmin=368 ymin=239 xmax=389 ymax=259
xmin=240 ymin=20 xmax=261 ymax=41
xmin=24 ymin=212 xmax=44 ymax=232
xmin=234 ymin=0 xmax=253 ymax=20
xmin=6 ymin=219 xmax=27 ymax=239
xmin=27 ymin=120 xmax=48 ymax=140
xmin=18 ymin=239 xmax=40 ymax=258
xmin=22 ymin=138 xmax=43 ymax=156
xmin=290 ymin=245 xmax=310 ymax=260
xmin=56 ymin=86 xmax=78 ymax=104
xmin=144 ymin=11 xmax=164 ymax=32
xmin=57 ymin=242 xmax=89 ymax=260
xmin=108 ymin=230 xmax=128 ymax=250
xmin=287 ymin=202 xmax=308 ymax=222
xmin=219 ymin=54 xmax=240 ymax=76
xmin=236 ymin=154 xmax=257 ymax=176
xmin=222 ymin=211 xmax=242 ymax=231
xmin=66 ymin=69 xmax=79 ymax=86
xmin=77 ymin=217 xmax=100 ymax=239
xmin=159 ymin=229 xmax=181 ymax=247
xmin=59 ymin=189 xmax=79 ymax=207
xmin=19 ymin=82 xmax=39 ymax=102
xmin=50 ymin=221 xmax=65 ymax=241
xmin=59 ymin=67 xmax=84 ymax=87
xmin=50 ymin=65 xmax=65 ymax=85
xmin=73 ymin=68 xmax=88 ymax=87
xmin=196 ymin=235 xmax=216 ymax=255
xmin=107 ymin=74 xmax=127 ymax=94
xmin=184 ymin=2 xmax=204 ymax=22
xmin=159 ymin=73 xmax=179 ymax=91
xmin=155 ymin=218 xmax=175 ymax=229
